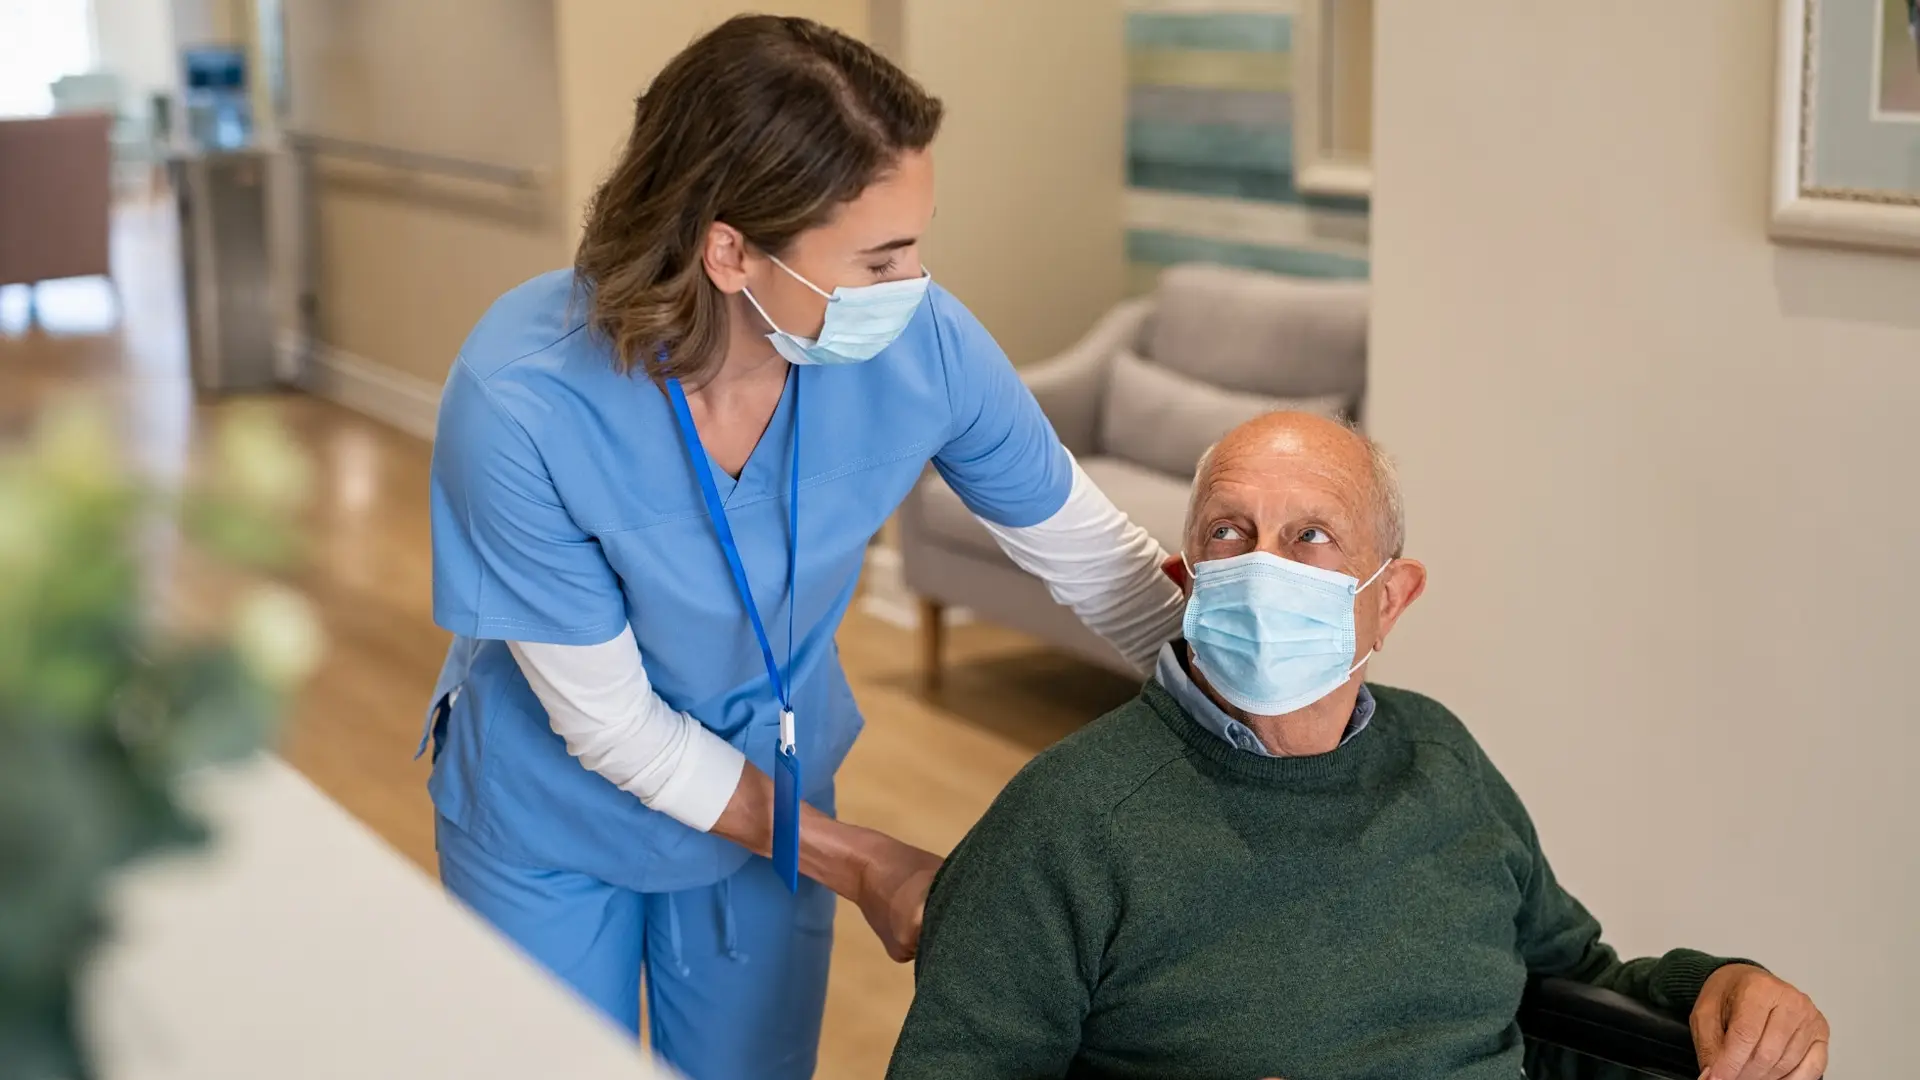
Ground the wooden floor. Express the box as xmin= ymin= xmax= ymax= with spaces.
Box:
xmin=0 ymin=201 xmax=1138 ymax=1078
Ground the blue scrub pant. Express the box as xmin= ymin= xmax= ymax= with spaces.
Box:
xmin=435 ymin=815 xmax=836 ymax=1080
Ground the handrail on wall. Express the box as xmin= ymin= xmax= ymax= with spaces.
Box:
xmin=282 ymin=130 xmax=547 ymax=192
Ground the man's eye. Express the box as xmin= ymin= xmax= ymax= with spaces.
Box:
xmin=1209 ymin=524 xmax=1243 ymax=541
xmin=1300 ymin=527 xmax=1332 ymax=545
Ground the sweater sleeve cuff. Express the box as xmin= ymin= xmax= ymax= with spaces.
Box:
xmin=1651 ymin=949 xmax=1762 ymax=1012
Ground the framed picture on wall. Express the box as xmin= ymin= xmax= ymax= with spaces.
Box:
xmin=1771 ymin=0 xmax=1920 ymax=254
xmin=1293 ymin=0 xmax=1374 ymax=199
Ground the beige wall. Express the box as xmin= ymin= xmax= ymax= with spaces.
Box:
xmin=886 ymin=0 xmax=1126 ymax=366
xmin=553 ymin=0 xmax=870 ymax=240
xmin=282 ymin=0 xmax=572 ymax=385
xmin=94 ymin=0 xmax=178 ymax=112
xmin=1368 ymin=3 xmax=1920 ymax=1074
xmin=169 ymin=0 xmax=246 ymax=44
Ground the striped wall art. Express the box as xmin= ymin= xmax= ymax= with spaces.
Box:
xmin=1125 ymin=0 xmax=1369 ymax=294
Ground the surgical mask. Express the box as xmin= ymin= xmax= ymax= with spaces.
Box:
xmin=1182 ymin=550 xmax=1393 ymax=717
xmin=741 ymin=254 xmax=930 ymax=366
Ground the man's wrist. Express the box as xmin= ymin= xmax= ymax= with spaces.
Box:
xmin=1656 ymin=950 xmax=1763 ymax=1013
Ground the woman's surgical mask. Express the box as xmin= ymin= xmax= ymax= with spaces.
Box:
xmin=742 ymin=254 xmax=930 ymax=366
xmin=1182 ymin=550 xmax=1393 ymax=717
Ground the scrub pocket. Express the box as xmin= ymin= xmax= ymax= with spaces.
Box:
xmin=417 ymin=635 xmax=480 ymax=763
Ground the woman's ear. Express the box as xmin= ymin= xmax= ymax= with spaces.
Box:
xmin=702 ymin=221 xmax=750 ymax=294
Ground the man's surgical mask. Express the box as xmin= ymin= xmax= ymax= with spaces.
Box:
xmin=1182 ymin=550 xmax=1392 ymax=717
xmin=742 ymin=254 xmax=930 ymax=366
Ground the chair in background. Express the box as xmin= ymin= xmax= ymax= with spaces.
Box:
xmin=0 ymin=113 xmax=115 ymax=319
xmin=898 ymin=263 xmax=1369 ymax=685
xmin=51 ymin=72 xmax=155 ymax=195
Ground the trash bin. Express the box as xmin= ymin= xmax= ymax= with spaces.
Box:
xmin=169 ymin=147 xmax=277 ymax=393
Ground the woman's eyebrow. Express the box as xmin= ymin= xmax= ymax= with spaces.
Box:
xmin=858 ymin=236 xmax=919 ymax=255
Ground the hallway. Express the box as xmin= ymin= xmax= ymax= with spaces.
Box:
xmin=0 ymin=200 xmax=1138 ymax=1077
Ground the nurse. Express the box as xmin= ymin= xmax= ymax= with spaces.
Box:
xmin=423 ymin=14 xmax=1184 ymax=1080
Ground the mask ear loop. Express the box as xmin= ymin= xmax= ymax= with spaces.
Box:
xmin=767 ymin=253 xmax=838 ymax=302
xmin=1345 ymin=558 xmax=1396 ymax=676
xmin=739 ymin=286 xmax=790 ymax=338
xmin=1353 ymin=557 xmax=1394 ymax=594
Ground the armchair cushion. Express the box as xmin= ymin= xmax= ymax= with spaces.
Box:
xmin=1099 ymin=349 xmax=1350 ymax=479
xmin=1022 ymin=296 xmax=1152 ymax=457
xmin=1147 ymin=263 xmax=1368 ymax=402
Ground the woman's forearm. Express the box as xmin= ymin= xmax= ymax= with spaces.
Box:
xmin=980 ymin=457 xmax=1186 ymax=673
xmin=710 ymin=764 xmax=882 ymax=900
xmin=512 ymin=629 xmax=918 ymax=910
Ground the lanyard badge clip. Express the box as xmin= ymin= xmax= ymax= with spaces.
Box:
xmin=773 ymin=709 xmax=802 ymax=891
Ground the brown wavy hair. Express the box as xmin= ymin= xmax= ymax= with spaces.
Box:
xmin=574 ymin=15 xmax=943 ymax=384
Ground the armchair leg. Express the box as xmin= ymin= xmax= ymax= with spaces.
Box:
xmin=919 ymin=597 xmax=945 ymax=693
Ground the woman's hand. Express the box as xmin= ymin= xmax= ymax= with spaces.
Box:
xmin=850 ymin=832 xmax=943 ymax=962
xmin=710 ymin=764 xmax=942 ymax=959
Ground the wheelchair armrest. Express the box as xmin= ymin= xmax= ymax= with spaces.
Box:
xmin=1519 ymin=976 xmax=1698 ymax=1079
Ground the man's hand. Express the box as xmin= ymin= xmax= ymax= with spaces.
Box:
xmin=851 ymin=833 xmax=943 ymax=962
xmin=1692 ymin=964 xmax=1828 ymax=1080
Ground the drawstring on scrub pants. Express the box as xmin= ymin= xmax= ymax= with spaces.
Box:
xmin=661 ymin=877 xmax=746 ymax=979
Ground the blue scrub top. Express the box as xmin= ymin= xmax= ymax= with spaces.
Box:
xmin=423 ymin=271 xmax=1071 ymax=893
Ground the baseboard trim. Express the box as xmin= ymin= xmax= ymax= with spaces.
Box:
xmin=860 ymin=543 xmax=972 ymax=629
xmin=281 ymin=332 xmax=440 ymax=442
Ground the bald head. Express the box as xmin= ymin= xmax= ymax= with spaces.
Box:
xmin=1185 ymin=412 xmax=1405 ymax=569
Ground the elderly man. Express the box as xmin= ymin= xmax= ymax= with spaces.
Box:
xmin=887 ymin=413 xmax=1828 ymax=1080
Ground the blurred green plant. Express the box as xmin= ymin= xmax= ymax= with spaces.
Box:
xmin=0 ymin=399 xmax=321 ymax=1080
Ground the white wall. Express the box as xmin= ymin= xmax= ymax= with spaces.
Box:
xmin=886 ymin=0 xmax=1126 ymax=365
xmin=1369 ymin=3 xmax=1920 ymax=1074
xmin=92 ymin=0 xmax=177 ymax=113
xmin=168 ymin=0 xmax=244 ymax=44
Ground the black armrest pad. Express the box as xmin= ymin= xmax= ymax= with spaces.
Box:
xmin=1520 ymin=976 xmax=1697 ymax=1078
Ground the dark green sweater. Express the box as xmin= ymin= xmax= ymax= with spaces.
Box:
xmin=888 ymin=682 xmax=1738 ymax=1080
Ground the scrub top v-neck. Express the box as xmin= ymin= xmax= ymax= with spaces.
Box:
xmin=423 ymin=269 xmax=1073 ymax=894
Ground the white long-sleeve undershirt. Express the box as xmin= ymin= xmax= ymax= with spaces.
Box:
xmin=976 ymin=458 xmax=1186 ymax=675
xmin=509 ymin=630 xmax=745 ymax=832
xmin=509 ymin=456 xmax=1185 ymax=833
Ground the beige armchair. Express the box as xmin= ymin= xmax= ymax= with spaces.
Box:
xmin=899 ymin=263 xmax=1370 ymax=685
xmin=0 ymin=113 xmax=115 ymax=296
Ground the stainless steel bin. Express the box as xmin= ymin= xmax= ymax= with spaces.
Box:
xmin=169 ymin=148 xmax=276 ymax=393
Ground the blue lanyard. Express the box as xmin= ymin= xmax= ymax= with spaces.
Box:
xmin=663 ymin=373 xmax=801 ymax=727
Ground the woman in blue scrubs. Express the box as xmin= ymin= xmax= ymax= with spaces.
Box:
xmin=423 ymin=15 xmax=1184 ymax=1080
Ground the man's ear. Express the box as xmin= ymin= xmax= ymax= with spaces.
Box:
xmin=1161 ymin=553 xmax=1190 ymax=592
xmin=1372 ymin=558 xmax=1427 ymax=650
